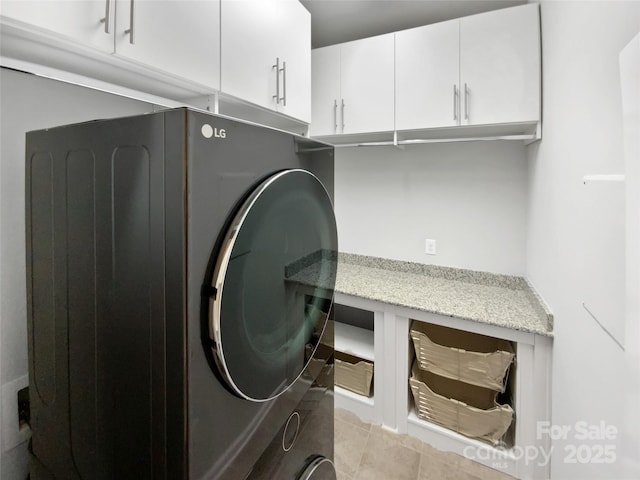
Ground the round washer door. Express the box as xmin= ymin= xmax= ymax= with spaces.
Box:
xmin=297 ymin=456 xmax=336 ymax=480
xmin=208 ymin=169 xmax=337 ymax=402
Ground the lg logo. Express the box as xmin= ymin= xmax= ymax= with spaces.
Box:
xmin=201 ymin=124 xmax=226 ymax=139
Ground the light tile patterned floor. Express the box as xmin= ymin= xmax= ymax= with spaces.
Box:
xmin=335 ymin=409 xmax=516 ymax=480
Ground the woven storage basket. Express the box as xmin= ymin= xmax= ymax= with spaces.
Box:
xmin=307 ymin=304 xmax=331 ymax=343
xmin=335 ymin=351 xmax=373 ymax=397
xmin=410 ymin=321 xmax=514 ymax=392
xmin=409 ymin=361 xmax=513 ymax=445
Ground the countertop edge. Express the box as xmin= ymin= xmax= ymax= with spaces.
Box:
xmin=334 ymin=287 xmax=554 ymax=338
xmin=333 ymin=254 xmax=554 ymax=337
xmin=523 ymin=278 xmax=555 ymax=332
xmin=338 ymin=252 xmax=528 ymax=290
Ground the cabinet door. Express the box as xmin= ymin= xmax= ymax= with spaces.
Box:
xmin=395 ymin=20 xmax=460 ymax=130
xmin=275 ymin=0 xmax=311 ymax=123
xmin=310 ymin=45 xmax=341 ymax=137
xmin=340 ymin=33 xmax=395 ymax=135
xmin=114 ymin=0 xmax=220 ymax=89
xmin=459 ymin=3 xmax=540 ymax=126
xmin=0 ymin=0 xmax=114 ymax=52
xmin=221 ymin=0 xmax=284 ymax=112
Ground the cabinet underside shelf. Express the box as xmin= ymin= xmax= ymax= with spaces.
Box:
xmin=313 ymin=121 xmax=541 ymax=147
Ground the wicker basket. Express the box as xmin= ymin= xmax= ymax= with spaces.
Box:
xmin=307 ymin=305 xmax=331 ymax=343
xmin=409 ymin=361 xmax=513 ymax=445
xmin=335 ymin=351 xmax=373 ymax=397
xmin=410 ymin=321 xmax=514 ymax=392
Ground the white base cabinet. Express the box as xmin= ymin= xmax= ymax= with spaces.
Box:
xmin=333 ymin=318 xmax=376 ymax=418
xmin=333 ymin=292 xmax=552 ymax=480
xmin=332 ymin=295 xmax=389 ymax=426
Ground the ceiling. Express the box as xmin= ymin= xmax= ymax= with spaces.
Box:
xmin=300 ymin=0 xmax=528 ymax=48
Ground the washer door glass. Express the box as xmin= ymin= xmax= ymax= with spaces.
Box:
xmin=209 ymin=169 xmax=337 ymax=402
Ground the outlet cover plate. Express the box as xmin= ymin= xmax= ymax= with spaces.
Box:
xmin=425 ymin=238 xmax=437 ymax=255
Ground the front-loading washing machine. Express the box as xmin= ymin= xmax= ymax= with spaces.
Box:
xmin=25 ymin=108 xmax=337 ymax=479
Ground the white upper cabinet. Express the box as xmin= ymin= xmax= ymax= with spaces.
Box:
xmin=114 ymin=1 xmax=220 ymax=90
xmin=395 ymin=19 xmax=460 ymax=131
xmin=395 ymin=3 xmax=540 ymax=132
xmin=0 ymin=0 xmax=220 ymax=91
xmin=311 ymin=45 xmax=341 ymax=136
xmin=459 ymin=4 xmax=540 ymax=126
xmin=310 ymin=33 xmax=395 ymax=137
xmin=0 ymin=0 xmax=115 ymax=53
xmin=314 ymin=3 xmax=541 ymax=141
xmin=340 ymin=33 xmax=395 ymax=135
xmin=220 ymin=0 xmax=311 ymax=123
xmin=275 ymin=1 xmax=311 ymax=122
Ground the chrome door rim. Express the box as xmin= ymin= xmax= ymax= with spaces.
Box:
xmin=208 ymin=168 xmax=334 ymax=402
xmin=297 ymin=456 xmax=336 ymax=480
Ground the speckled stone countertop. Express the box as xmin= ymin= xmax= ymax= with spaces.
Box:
xmin=291 ymin=253 xmax=553 ymax=337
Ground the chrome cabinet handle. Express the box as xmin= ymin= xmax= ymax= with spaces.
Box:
xmin=123 ymin=0 xmax=135 ymax=44
xmin=341 ymin=99 xmax=345 ymax=132
xmin=333 ymin=99 xmax=337 ymax=132
xmin=272 ymin=57 xmax=280 ymax=104
xmin=100 ymin=0 xmax=111 ymax=33
xmin=280 ymin=61 xmax=286 ymax=106
xmin=464 ymin=83 xmax=469 ymax=120
xmin=453 ymin=84 xmax=458 ymax=121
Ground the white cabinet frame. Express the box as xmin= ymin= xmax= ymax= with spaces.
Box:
xmin=334 ymin=292 xmax=552 ymax=480
xmin=333 ymin=293 xmax=384 ymax=426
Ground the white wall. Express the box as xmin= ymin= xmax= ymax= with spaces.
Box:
xmin=526 ymin=2 xmax=640 ymax=479
xmin=334 ymin=141 xmax=528 ymax=275
xmin=0 ymin=67 xmax=154 ymax=480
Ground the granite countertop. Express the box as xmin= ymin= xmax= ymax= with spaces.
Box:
xmin=290 ymin=253 xmax=553 ymax=337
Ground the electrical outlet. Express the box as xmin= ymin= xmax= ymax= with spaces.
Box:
xmin=425 ymin=238 xmax=437 ymax=255
xmin=2 ymin=375 xmax=31 ymax=452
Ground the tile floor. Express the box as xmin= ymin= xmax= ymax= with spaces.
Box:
xmin=334 ymin=408 xmax=516 ymax=480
